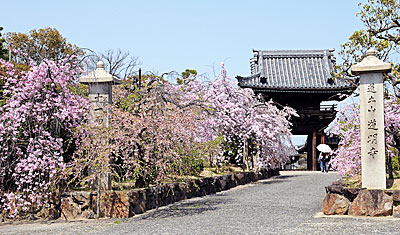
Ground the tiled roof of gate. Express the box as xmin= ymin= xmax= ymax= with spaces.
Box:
xmin=236 ymin=49 xmax=356 ymax=93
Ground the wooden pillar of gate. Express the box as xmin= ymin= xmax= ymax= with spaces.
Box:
xmin=312 ymin=130 xmax=317 ymax=171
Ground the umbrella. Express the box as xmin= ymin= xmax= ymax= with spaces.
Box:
xmin=317 ymin=144 xmax=332 ymax=153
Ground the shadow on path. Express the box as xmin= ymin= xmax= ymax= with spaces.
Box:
xmin=259 ymin=179 xmax=289 ymax=185
xmin=275 ymin=174 xmax=300 ymax=179
xmin=257 ymin=173 xmax=301 ymax=185
xmin=136 ymin=173 xmax=305 ymax=220
xmin=135 ymin=194 xmax=231 ymax=220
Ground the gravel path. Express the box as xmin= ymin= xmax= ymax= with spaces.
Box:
xmin=2 ymin=171 xmax=400 ymax=234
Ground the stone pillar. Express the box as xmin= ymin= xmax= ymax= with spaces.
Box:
xmin=351 ymin=48 xmax=391 ymax=189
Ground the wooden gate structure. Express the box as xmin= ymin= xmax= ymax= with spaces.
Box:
xmin=236 ymin=49 xmax=356 ymax=170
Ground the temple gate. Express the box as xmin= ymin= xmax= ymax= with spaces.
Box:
xmin=236 ymin=49 xmax=356 ymax=170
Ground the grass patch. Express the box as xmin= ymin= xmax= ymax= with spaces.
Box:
xmin=343 ymin=175 xmax=362 ymax=188
xmin=343 ymin=171 xmax=400 ymax=189
xmin=111 ymin=165 xmax=247 ymax=190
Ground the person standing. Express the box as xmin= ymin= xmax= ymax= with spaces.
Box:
xmin=318 ymin=152 xmax=329 ymax=173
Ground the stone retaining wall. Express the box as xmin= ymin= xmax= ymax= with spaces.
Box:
xmin=323 ymin=181 xmax=400 ymax=217
xmin=60 ymin=169 xmax=279 ymax=219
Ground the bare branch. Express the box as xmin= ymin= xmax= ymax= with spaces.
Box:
xmin=84 ymin=49 xmax=140 ymax=80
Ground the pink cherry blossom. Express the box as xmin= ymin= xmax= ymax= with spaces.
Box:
xmin=329 ymin=93 xmax=400 ymax=177
xmin=0 ymin=58 xmax=88 ymax=217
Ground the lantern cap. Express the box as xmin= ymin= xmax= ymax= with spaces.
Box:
xmin=351 ymin=48 xmax=391 ymax=75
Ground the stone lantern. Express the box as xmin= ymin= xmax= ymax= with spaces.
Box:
xmin=79 ymin=61 xmax=121 ymax=191
xmin=80 ymin=61 xmax=121 ymax=127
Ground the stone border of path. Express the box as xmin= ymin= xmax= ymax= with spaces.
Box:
xmin=323 ymin=180 xmax=400 ymax=217
xmin=314 ymin=212 xmax=400 ymax=221
xmin=54 ymin=169 xmax=279 ymax=220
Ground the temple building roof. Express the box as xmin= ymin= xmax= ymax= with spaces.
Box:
xmin=236 ymin=49 xmax=356 ymax=93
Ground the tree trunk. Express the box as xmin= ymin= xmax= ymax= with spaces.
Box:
xmin=388 ymin=130 xmax=400 ymax=179
xmin=243 ymin=139 xmax=249 ymax=171
xmin=387 ymin=154 xmax=394 ymax=180
xmin=97 ymin=174 xmax=101 ymax=218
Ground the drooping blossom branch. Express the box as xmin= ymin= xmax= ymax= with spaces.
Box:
xmin=0 ymin=58 xmax=88 ymax=217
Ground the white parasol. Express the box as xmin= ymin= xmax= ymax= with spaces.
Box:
xmin=317 ymin=144 xmax=332 ymax=153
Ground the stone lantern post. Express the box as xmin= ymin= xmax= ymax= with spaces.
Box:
xmin=79 ymin=61 xmax=121 ymax=191
xmin=351 ymin=48 xmax=391 ymax=189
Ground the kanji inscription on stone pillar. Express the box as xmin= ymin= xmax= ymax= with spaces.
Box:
xmin=351 ymin=48 xmax=391 ymax=189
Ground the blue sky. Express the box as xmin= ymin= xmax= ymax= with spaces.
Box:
xmin=2 ymin=0 xmax=365 ymax=78
xmin=1 ymin=0 xmax=367 ymax=145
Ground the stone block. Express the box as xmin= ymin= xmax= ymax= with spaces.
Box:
xmin=213 ymin=176 xmax=222 ymax=192
xmin=256 ymin=171 xmax=264 ymax=180
xmin=247 ymin=172 xmax=256 ymax=182
xmin=266 ymin=169 xmax=273 ymax=178
xmin=40 ymin=206 xmax=60 ymax=220
xmin=91 ymin=192 xmax=130 ymax=218
xmin=166 ymin=183 xmax=177 ymax=203
xmin=260 ymin=169 xmax=267 ymax=179
xmin=163 ymin=184 xmax=176 ymax=204
xmin=235 ymin=172 xmax=246 ymax=185
xmin=219 ymin=175 xmax=229 ymax=191
xmin=325 ymin=181 xmax=344 ymax=195
xmin=71 ymin=192 xmax=91 ymax=210
xmin=152 ymin=185 xmax=163 ymax=207
xmin=200 ymin=178 xmax=213 ymax=195
xmin=174 ymin=183 xmax=186 ymax=202
xmin=193 ymin=179 xmax=205 ymax=197
xmin=228 ymin=174 xmax=237 ymax=188
xmin=199 ymin=178 xmax=207 ymax=194
xmin=348 ymin=189 xmax=393 ymax=216
xmin=393 ymin=205 xmax=400 ymax=218
xmin=205 ymin=177 xmax=217 ymax=194
xmin=220 ymin=174 xmax=236 ymax=190
xmin=271 ymin=169 xmax=280 ymax=177
xmin=131 ymin=190 xmax=146 ymax=215
xmin=322 ymin=193 xmax=350 ymax=215
xmin=71 ymin=192 xmax=91 ymax=203
xmin=183 ymin=181 xmax=196 ymax=199
xmin=104 ymin=191 xmax=130 ymax=218
xmin=83 ymin=210 xmax=95 ymax=219
xmin=392 ymin=190 xmax=400 ymax=202
xmin=145 ymin=187 xmax=157 ymax=210
xmin=61 ymin=197 xmax=81 ymax=220
xmin=181 ymin=183 xmax=189 ymax=199
xmin=343 ymin=188 xmax=361 ymax=201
